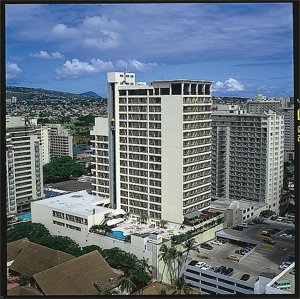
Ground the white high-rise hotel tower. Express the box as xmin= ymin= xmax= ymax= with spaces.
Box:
xmin=91 ymin=72 xmax=212 ymax=223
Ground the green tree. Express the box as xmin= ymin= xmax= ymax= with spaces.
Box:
xmin=159 ymin=244 xmax=169 ymax=283
xmin=80 ymin=245 xmax=103 ymax=256
xmin=19 ymin=274 xmax=31 ymax=286
xmin=159 ymin=219 xmax=168 ymax=229
xmin=99 ymin=287 xmax=118 ymax=295
xmin=43 ymin=156 xmax=87 ymax=183
xmin=7 ymin=222 xmax=50 ymax=243
xmin=260 ymin=209 xmax=276 ymax=218
xmin=37 ymin=235 xmax=81 ymax=256
xmin=171 ymin=275 xmax=192 ymax=295
xmin=183 ymin=238 xmax=197 ymax=264
xmin=118 ymin=275 xmax=135 ymax=294
xmin=139 ymin=213 xmax=148 ymax=224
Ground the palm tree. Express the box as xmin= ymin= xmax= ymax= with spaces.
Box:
xmin=158 ymin=244 xmax=169 ymax=283
xmin=118 ymin=275 xmax=135 ymax=294
xmin=167 ymin=247 xmax=178 ymax=281
xmin=159 ymin=219 xmax=168 ymax=229
xmin=171 ymin=275 xmax=192 ymax=295
xmin=139 ymin=213 xmax=148 ymax=224
xmin=183 ymin=238 xmax=197 ymax=264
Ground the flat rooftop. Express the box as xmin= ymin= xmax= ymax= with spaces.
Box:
xmin=45 ymin=180 xmax=92 ymax=192
xmin=32 ymin=190 xmax=111 ymax=217
xmin=188 ymin=219 xmax=295 ymax=284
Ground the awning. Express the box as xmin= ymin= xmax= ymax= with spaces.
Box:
xmin=184 ymin=210 xmax=202 ymax=220
xmin=106 ymin=218 xmax=125 ymax=226
xmin=111 ymin=209 xmax=126 ymax=216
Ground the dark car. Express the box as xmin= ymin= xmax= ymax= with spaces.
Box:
xmin=216 ymin=266 xmax=226 ymax=274
xmin=261 ymin=231 xmax=271 ymax=237
xmin=235 ymin=249 xmax=242 ymax=254
xmin=264 ymin=238 xmax=276 ymax=245
xmin=201 ymin=243 xmax=213 ymax=250
xmin=224 ymin=268 xmax=233 ymax=276
xmin=233 ymin=226 xmax=243 ymax=231
xmin=270 ymin=216 xmax=277 ymax=221
xmin=189 ymin=260 xmax=198 ymax=266
xmin=241 ymin=274 xmax=250 ymax=281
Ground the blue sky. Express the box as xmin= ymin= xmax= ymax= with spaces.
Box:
xmin=6 ymin=3 xmax=293 ymax=97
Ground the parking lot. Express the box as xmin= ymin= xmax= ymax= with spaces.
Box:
xmin=187 ymin=219 xmax=295 ymax=284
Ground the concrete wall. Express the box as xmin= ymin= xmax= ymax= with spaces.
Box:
xmin=161 ymin=95 xmax=183 ymax=223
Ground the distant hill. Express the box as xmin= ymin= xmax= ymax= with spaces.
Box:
xmin=80 ymin=91 xmax=101 ymax=98
xmin=6 ymin=86 xmax=103 ymax=101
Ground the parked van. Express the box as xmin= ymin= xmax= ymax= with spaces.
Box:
xmin=274 ymin=279 xmax=291 ymax=290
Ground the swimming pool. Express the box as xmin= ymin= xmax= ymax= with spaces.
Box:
xmin=18 ymin=213 xmax=31 ymax=220
xmin=106 ymin=230 xmax=127 ymax=241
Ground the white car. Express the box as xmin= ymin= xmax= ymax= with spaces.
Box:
xmin=279 ymin=264 xmax=288 ymax=270
xmin=201 ymin=265 xmax=210 ymax=270
xmin=211 ymin=240 xmax=222 ymax=245
xmin=195 ymin=262 xmax=207 ymax=268
xmin=285 ymin=234 xmax=293 ymax=239
xmin=280 ymin=233 xmax=287 ymax=237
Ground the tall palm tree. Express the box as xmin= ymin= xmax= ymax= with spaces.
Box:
xmin=167 ymin=246 xmax=178 ymax=281
xmin=183 ymin=238 xmax=197 ymax=264
xmin=158 ymin=244 xmax=169 ymax=283
xmin=171 ymin=275 xmax=192 ymax=295
xmin=118 ymin=275 xmax=135 ymax=294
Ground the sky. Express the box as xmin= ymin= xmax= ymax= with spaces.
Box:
xmin=5 ymin=3 xmax=294 ymax=97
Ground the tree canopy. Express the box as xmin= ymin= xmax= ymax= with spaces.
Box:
xmin=43 ymin=156 xmax=87 ymax=183
xmin=7 ymin=222 xmax=50 ymax=243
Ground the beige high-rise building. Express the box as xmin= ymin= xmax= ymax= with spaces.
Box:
xmin=6 ymin=116 xmax=44 ymax=215
xmin=91 ymin=72 xmax=212 ymax=224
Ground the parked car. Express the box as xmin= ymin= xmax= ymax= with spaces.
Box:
xmin=201 ymin=265 xmax=210 ymax=270
xmin=200 ymin=243 xmax=213 ymax=250
xmin=264 ymin=238 xmax=276 ymax=245
xmin=224 ymin=267 xmax=233 ymax=276
xmin=210 ymin=266 xmax=218 ymax=272
xmin=276 ymin=217 xmax=283 ymax=222
xmin=227 ymin=255 xmax=239 ymax=261
xmin=239 ymin=223 xmax=248 ymax=228
xmin=270 ymin=215 xmax=277 ymax=221
xmin=240 ymin=274 xmax=250 ymax=281
xmin=274 ymin=279 xmax=291 ymax=290
xmin=235 ymin=249 xmax=242 ymax=254
xmin=248 ymin=221 xmax=255 ymax=225
xmin=216 ymin=266 xmax=226 ymax=274
xmin=280 ymin=233 xmax=287 ymax=237
xmin=195 ymin=262 xmax=207 ymax=268
xmin=233 ymin=225 xmax=243 ymax=231
xmin=189 ymin=260 xmax=198 ymax=266
xmin=270 ymin=228 xmax=281 ymax=234
xmin=278 ymin=264 xmax=288 ymax=271
xmin=261 ymin=231 xmax=271 ymax=237
xmin=211 ymin=240 xmax=223 ymax=246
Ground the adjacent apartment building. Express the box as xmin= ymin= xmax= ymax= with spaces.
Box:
xmin=211 ymin=111 xmax=284 ymax=213
xmin=281 ymin=107 xmax=294 ymax=162
xmin=48 ymin=124 xmax=73 ymax=159
xmin=6 ymin=116 xmax=44 ymax=215
xmin=91 ymin=72 xmax=213 ymax=224
xmin=246 ymin=95 xmax=281 ymax=114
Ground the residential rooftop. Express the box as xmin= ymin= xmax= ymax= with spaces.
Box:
xmin=33 ymin=190 xmax=111 ymax=217
xmin=45 ymin=180 xmax=92 ymax=193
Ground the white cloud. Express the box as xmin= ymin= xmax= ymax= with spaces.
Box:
xmin=51 ymin=24 xmax=78 ymax=38
xmin=55 ymin=58 xmax=158 ymax=79
xmin=31 ymin=51 xmax=64 ymax=59
xmin=6 ymin=62 xmax=22 ymax=79
xmin=213 ymin=78 xmax=244 ymax=92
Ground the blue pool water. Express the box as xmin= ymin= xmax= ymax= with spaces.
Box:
xmin=107 ymin=230 xmax=127 ymax=241
xmin=44 ymin=190 xmax=64 ymax=198
xmin=18 ymin=213 xmax=31 ymax=220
